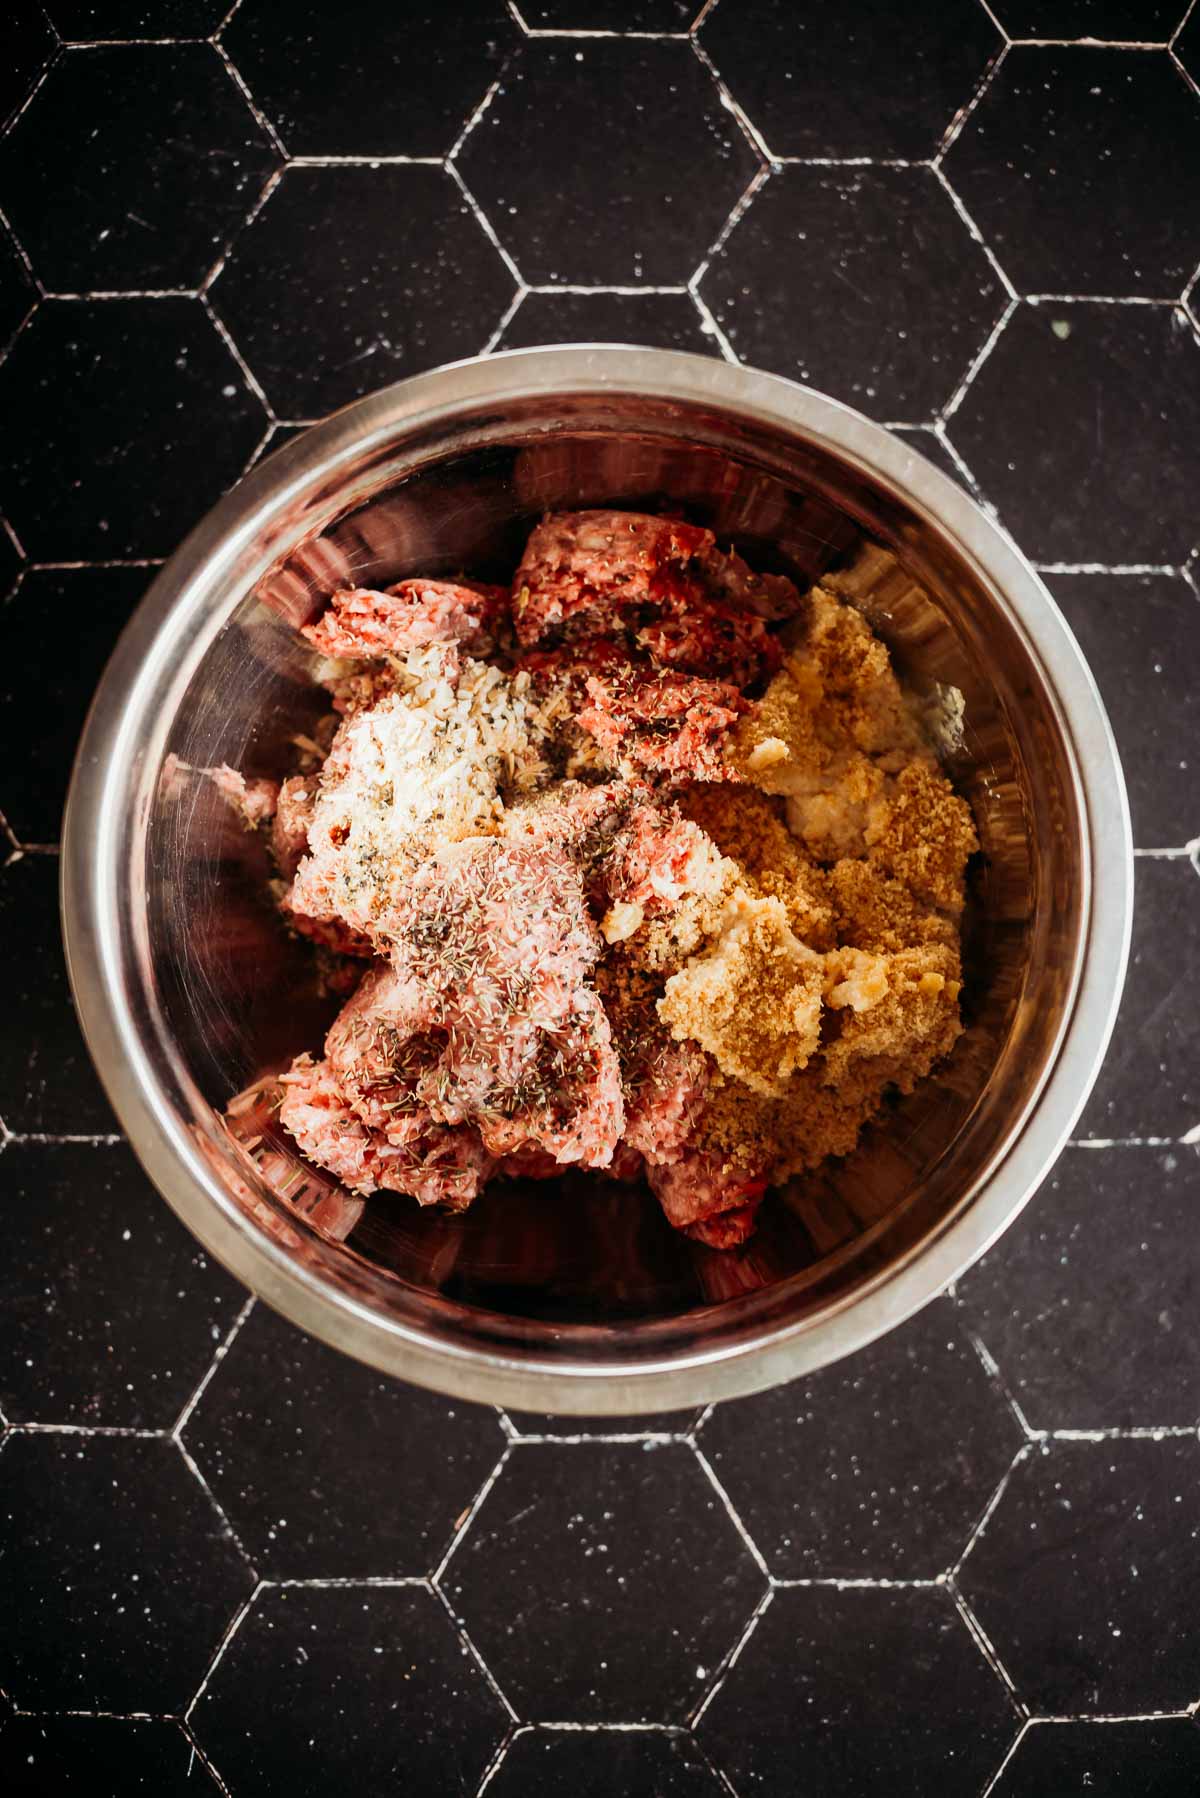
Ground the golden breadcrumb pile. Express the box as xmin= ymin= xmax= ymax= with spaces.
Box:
xmin=652 ymin=552 xmax=978 ymax=1186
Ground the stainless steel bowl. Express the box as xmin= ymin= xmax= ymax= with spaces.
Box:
xmin=61 ymin=347 xmax=1131 ymax=1412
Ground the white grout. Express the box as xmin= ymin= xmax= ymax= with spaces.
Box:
xmin=689 ymin=1441 xmax=771 ymax=1579
xmin=431 ymin=1579 xmax=521 ymax=1724
xmin=431 ymin=1443 xmax=513 ymax=1585
xmin=937 ymin=41 xmax=1009 ymax=161
xmin=940 ymin=295 xmax=1018 ymax=421
xmin=932 ymin=163 xmax=1019 ymax=302
xmin=689 ymin=1584 xmax=773 ymax=1727
xmin=172 ymin=1293 xmax=256 ymax=1437
xmin=445 ymin=161 xmax=526 ymax=288
xmin=212 ymin=39 xmax=288 ymax=158
xmin=950 ymin=1579 xmax=1027 ymax=1710
xmin=201 ymin=292 xmax=275 ymax=418
xmin=184 ymin=1580 xmax=264 ymax=1722
xmin=689 ymin=33 xmax=773 ymax=164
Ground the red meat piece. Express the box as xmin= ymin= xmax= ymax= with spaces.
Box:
xmin=512 ymin=509 xmax=800 ymax=651
xmin=272 ymin=773 xmax=315 ymax=880
xmin=636 ymin=601 xmax=782 ymax=689
xmin=302 ymin=578 xmax=508 ymax=659
xmin=279 ymin=1053 xmax=494 ymax=1209
xmin=579 ymin=668 xmax=749 ymax=781
xmin=513 ymin=510 xmax=712 ymax=646
xmin=647 ymin=1148 xmax=767 ymax=1242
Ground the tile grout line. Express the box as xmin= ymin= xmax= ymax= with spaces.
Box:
xmin=474 ymin=1721 xmax=521 ymax=1795
xmin=431 ymin=1443 xmax=513 ymax=1585
xmin=201 ymin=293 xmax=276 ymax=419
xmin=171 ymin=1293 xmax=256 ymax=1438
xmin=931 ymin=163 xmax=1019 ymax=302
xmin=689 ymin=1440 xmax=772 ymax=1580
xmin=979 ymin=1717 xmax=1031 ymax=1798
xmin=689 ymin=1583 xmax=774 ymax=1729
xmin=179 ymin=1719 xmax=234 ymax=1798
xmin=689 ymin=33 xmax=774 ymax=164
xmin=940 ymin=295 xmax=1018 ymax=422
xmin=175 ymin=1434 xmax=259 ymax=1574
xmin=183 ymin=1581 xmax=264 ymax=1724
xmin=431 ymin=1579 xmax=521 ymax=1725
xmin=690 ymin=287 xmax=739 ymax=362
xmin=480 ymin=286 xmax=528 ymax=355
xmin=212 ymin=40 xmax=288 ymax=159
xmin=949 ymin=1577 xmax=1028 ymax=1715
xmin=445 ymin=161 xmax=526 ymax=290
xmin=936 ymin=39 xmax=1009 ymax=162
xmin=689 ymin=161 xmax=772 ymax=293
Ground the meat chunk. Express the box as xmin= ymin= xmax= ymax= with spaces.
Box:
xmin=271 ymin=773 xmax=315 ymax=880
xmin=278 ymin=1053 xmax=495 ymax=1209
xmin=302 ymin=578 xmax=508 ymax=659
xmin=512 ymin=509 xmax=800 ymax=656
xmin=513 ymin=510 xmax=712 ymax=645
xmin=579 ymin=668 xmax=749 ymax=782
xmin=647 ymin=1148 xmax=766 ymax=1244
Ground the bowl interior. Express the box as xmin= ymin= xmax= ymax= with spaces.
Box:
xmin=126 ymin=382 xmax=1084 ymax=1391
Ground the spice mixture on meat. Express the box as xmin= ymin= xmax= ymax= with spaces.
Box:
xmin=232 ymin=512 xmax=977 ymax=1250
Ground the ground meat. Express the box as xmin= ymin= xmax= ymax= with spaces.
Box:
xmin=302 ymin=578 xmax=508 ymax=660
xmin=278 ymin=1053 xmax=494 ymax=1208
xmin=271 ymin=774 xmax=316 ymax=880
xmin=647 ymin=1149 xmax=767 ymax=1242
xmin=256 ymin=521 xmax=975 ymax=1251
xmin=513 ymin=510 xmax=713 ymax=645
xmin=512 ymin=509 xmax=800 ymax=654
xmin=579 ymin=668 xmax=749 ymax=782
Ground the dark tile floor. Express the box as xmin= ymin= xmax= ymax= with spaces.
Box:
xmin=1 ymin=3 xmax=1198 ymax=1793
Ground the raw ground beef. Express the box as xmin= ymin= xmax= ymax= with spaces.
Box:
xmin=222 ymin=518 xmax=976 ymax=1250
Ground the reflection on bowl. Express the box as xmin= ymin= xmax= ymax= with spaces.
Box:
xmin=62 ymin=348 xmax=1130 ymax=1411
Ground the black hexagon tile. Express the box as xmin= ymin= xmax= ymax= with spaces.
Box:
xmin=701 ymin=166 xmax=1005 ymax=421
xmin=191 ymin=1584 xmax=506 ymax=1796
xmin=1077 ymin=856 xmax=1200 ymax=1141
xmin=946 ymin=303 xmax=1200 ymax=565
xmin=698 ymin=1586 xmax=1015 ymax=1798
xmin=209 ymin=164 xmax=514 ymax=417
xmin=455 ymin=40 xmax=760 ymax=286
xmin=0 ymin=229 xmax=35 ymax=352
xmin=959 ymin=1437 xmax=1200 ymax=1714
xmin=47 ymin=3 xmax=231 ymax=36
xmin=496 ymin=290 xmax=719 ymax=356
xmin=184 ymin=1303 xmax=503 ymax=1578
xmin=943 ymin=49 xmax=1200 ymax=300
xmin=446 ymin=1441 xmax=766 ymax=1721
xmin=0 ymin=1434 xmax=254 ymax=1711
xmin=991 ymin=2 xmax=1185 ymax=37
xmin=0 ymin=856 xmax=116 ymax=1135
xmin=1049 ymin=573 xmax=1198 ymax=848
xmin=521 ymin=1 xmax=697 ymax=25
xmin=959 ymin=1145 xmax=1200 ymax=1430
xmin=487 ymin=1727 xmax=723 ymax=1798
xmin=0 ymin=297 xmax=266 ymax=561
xmin=1 ymin=1140 xmax=243 ymax=1428
xmin=0 ymin=567 xmax=147 ymax=846
xmin=702 ymin=1301 xmax=1022 ymax=1579
xmin=699 ymin=0 xmax=1001 ymax=161
xmin=0 ymin=1715 xmax=219 ymax=1795
xmin=223 ymin=0 xmax=517 ymax=158
xmin=1 ymin=3 xmax=56 ymax=134
xmin=995 ymin=1718 xmax=1200 ymax=1795
xmin=0 ymin=45 xmax=278 ymax=295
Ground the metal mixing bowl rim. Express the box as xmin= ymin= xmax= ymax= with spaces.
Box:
xmin=61 ymin=346 xmax=1133 ymax=1411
